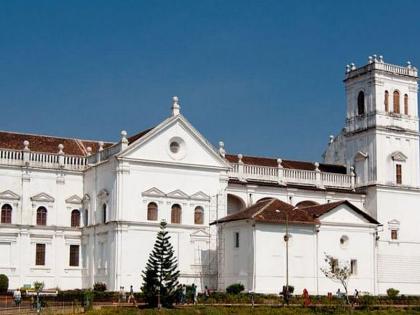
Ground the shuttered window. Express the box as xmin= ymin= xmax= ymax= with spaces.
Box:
xmin=36 ymin=207 xmax=47 ymax=226
xmin=1 ymin=204 xmax=12 ymax=224
xmin=35 ymin=244 xmax=46 ymax=266
xmin=396 ymin=164 xmax=402 ymax=184
xmin=147 ymin=202 xmax=158 ymax=221
xmin=171 ymin=204 xmax=182 ymax=224
xmin=393 ymin=90 xmax=400 ymax=113
xmin=69 ymin=245 xmax=79 ymax=267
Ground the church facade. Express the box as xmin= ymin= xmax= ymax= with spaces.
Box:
xmin=0 ymin=56 xmax=418 ymax=295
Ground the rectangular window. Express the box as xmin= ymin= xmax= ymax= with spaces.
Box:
xmin=350 ymin=259 xmax=358 ymax=275
xmin=35 ymin=244 xmax=45 ymax=266
xmin=331 ymin=258 xmax=338 ymax=272
xmin=396 ymin=164 xmax=402 ymax=184
xmin=69 ymin=245 xmax=79 ymax=267
xmin=234 ymin=232 xmax=240 ymax=248
xmin=391 ymin=229 xmax=398 ymax=240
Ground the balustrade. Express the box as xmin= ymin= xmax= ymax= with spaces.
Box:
xmin=229 ymin=162 xmax=354 ymax=189
xmin=0 ymin=148 xmax=87 ymax=171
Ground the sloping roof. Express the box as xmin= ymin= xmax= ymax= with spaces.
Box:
xmin=127 ymin=127 xmax=154 ymax=144
xmin=225 ymin=154 xmax=347 ymax=174
xmin=0 ymin=131 xmax=114 ymax=156
xmin=299 ymin=200 xmax=380 ymax=224
xmin=211 ymin=198 xmax=316 ymax=225
xmin=212 ymin=198 xmax=379 ymax=225
xmin=0 ymin=127 xmax=155 ymax=156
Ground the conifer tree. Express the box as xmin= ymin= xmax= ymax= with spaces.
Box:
xmin=141 ymin=221 xmax=180 ymax=307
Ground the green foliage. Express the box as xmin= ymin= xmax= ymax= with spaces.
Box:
xmin=33 ymin=281 xmax=44 ymax=292
xmin=141 ymin=221 xmax=180 ymax=307
xmin=0 ymin=274 xmax=9 ymax=293
xmin=387 ymin=288 xmax=400 ymax=298
xmin=93 ymin=282 xmax=107 ymax=291
xmin=226 ymin=283 xmax=245 ymax=294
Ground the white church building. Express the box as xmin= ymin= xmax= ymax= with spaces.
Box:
xmin=0 ymin=56 xmax=419 ymax=295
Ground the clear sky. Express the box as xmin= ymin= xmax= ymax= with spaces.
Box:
xmin=0 ymin=0 xmax=419 ymax=161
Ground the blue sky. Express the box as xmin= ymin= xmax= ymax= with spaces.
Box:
xmin=0 ymin=1 xmax=419 ymax=161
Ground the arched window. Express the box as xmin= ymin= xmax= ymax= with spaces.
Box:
xmin=71 ymin=209 xmax=80 ymax=227
xmin=384 ymin=91 xmax=389 ymax=112
xmin=194 ymin=206 xmax=204 ymax=225
xmin=404 ymin=94 xmax=409 ymax=115
xmin=357 ymin=91 xmax=365 ymax=115
xmin=147 ymin=202 xmax=158 ymax=221
xmin=227 ymin=194 xmax=246 ymax=215
xmin=393 ymin=90 xmax=400 ymax=113
xmin=1 ymin=204 xmax=12 ymax=224
xmin=102 ymin=204 xmax=107 ymax=224
xmin=171 ymin=204 xmax=182 ymax=224
xmin=37 ymin=207 xmax=47 ymax=226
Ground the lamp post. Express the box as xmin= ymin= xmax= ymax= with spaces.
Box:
xmin=276 ymin=206 xmax=296 ymax=306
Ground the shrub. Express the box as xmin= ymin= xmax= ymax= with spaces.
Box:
xmin=93 ymin=282 xmax=107 ymax=292
xmin=0 ymin=274 xmax=8 ymax=293
xmin=386 ymin=288 xmax=399 ymax=298
xmin=226 ymin=283 xmax=245 ymax=295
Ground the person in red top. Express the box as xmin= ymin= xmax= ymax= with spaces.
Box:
xmin=302 ymin=288 xmax=311 ymax=307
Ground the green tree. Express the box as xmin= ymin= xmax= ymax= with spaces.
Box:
xmin=141 ymin=221 xmax=180 ymax=307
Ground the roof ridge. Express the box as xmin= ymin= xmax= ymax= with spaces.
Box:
xmin=251 ymin=198 xmax=277 ymax=219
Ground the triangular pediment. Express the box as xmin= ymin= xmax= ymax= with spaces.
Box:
xmin=391 ymin=151 xmax=407 ymax=162
xmin=354 ymin=151 xmax=368 ymax=161
xmin=0 ymin=190 xmax=20 ymax=201
xmin=142 ymin=187 xmax=166 ymax=198
xmin=65 ymin=194 xmax=83 ymax=204
xmin=190 ymin=229 xmax=211 ymax=238
xmin=318 ymin=203 xmax=377 ymax=225
xmin=31 ymin=192 xmax=55 ymax=203
xmin=190 ymin=191 xmax=210 ymax=201
xmin=167 ymin=189 xmax=189 ymax=199
xmin=388 ymin=219 xmax=400 ymax=227
xmin=117 ymin=114 xmax=230 ymax=170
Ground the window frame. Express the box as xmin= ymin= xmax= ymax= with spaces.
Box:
xmin=35 ymin=243 xmax=46 ymax=266
xmin=69 ymin=244 xmax=80 ymax=267
xmin=71 ymin=209 xmax=80 ymax=228
xmin=357 ymin=91 xmax=365 ymax=115
xmin=194 ymin=206 xmax=204 ymax=225
xmin=234 ymin=232 xmax=240 ymax=248
xmin=171 ymin=204 xmax=182 ymax=224
xmin=404 ymin=94 xmax=409 ymax=115
xmin=391 ymin=229 xmax=398 ymax=240
xmin=1 ymin=204 xmax=12 ymax=224
xmin=36 ymin=207 xmax=47 ymax=226
xmin=393 ymin=90 xmax=400 ymax=114
xmin=147 ymin=202 xmax=158 ymax=221
xmin=384 ymin=90 xmax=389 ymax=112
xmin=396 ymin=164 xmax=402 ymax=185
xmin=350 ymin=259 xmax=358 ymax=275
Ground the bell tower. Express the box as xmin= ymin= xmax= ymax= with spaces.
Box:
xmin=329 ymin=55 xmax=419 ymax=188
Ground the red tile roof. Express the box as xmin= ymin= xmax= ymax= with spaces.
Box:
xmin=0 ymin=127 xmax=155 ymax=156
xmin=225 ymin=154 xmax=347 ymax=174
xmin=212 ymin=198 xmax=379 ymax=225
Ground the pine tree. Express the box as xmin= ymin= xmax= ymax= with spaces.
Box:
xmin=141 ymin=221 xmax=180 ymax=307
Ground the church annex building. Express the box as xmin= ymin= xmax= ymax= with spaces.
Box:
xmin=0 ymin=56 xmax=419 ymax=295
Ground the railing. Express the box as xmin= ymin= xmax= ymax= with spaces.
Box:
xmin=0 ymin=148 xmax=87 ymax=171
xmin=229 ymin=162 xmax=354 ymax=189
xmin=346 ymin=61 xmax=418 ymax=80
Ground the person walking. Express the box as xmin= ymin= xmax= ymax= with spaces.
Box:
xmin=192 ymin=284 xmax=198 ymax=305
xmin=13 ymin=288 xmax=21 ymax=307
xmin=128 ymin=285 xmax=136 ymax=305
xmin=181 ymin=285 xmax=187 ymax=304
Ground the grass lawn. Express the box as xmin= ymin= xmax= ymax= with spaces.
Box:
xmin=85 ymin=305 xmax=420 ymax=315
